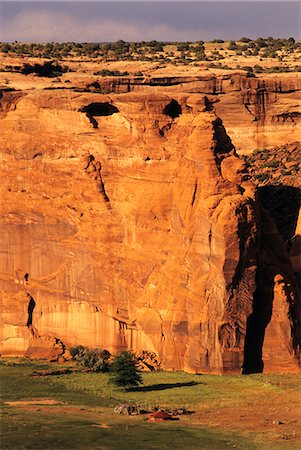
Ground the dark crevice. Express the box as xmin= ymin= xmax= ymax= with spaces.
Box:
xmin=33 ymin=152 xmax=43 ymax=159
xmin=243 ymin=103 xmax=255 ymax=119
xmin=204 ymin=96 xmax=213 ymax=111
xmin=159 ymin=123 xmax=172 ymax=137
xmin=94 ymin=162 xmax=110 ymax=202
xmin=227 ymin=203 xmax=255 ymax=292
xmin=99 ymin=178 xmax=110 ymax=202
xmin=26 ymin=293 xmax=36 ymax=327
xmin=212 ymin=118 xmax=235 ymax=155
xmin=86 ymin=81 xmax=101 ymax=91
xmin=255 ymin=88 xmax=266 ymax=121
xmin=191 ymin=179 xmax=198 ymax=206
xmin=212 ymin=117 xmax=235 ymax=171
xmin=242 ymin=265 xmax=274 ymax=374
xmin=87 ymin=115 xmax=99 ymax=128
xmin=163 ymin=99 xmax=182 ymax=119
xmin=84 ymin=154 xmax=95 ymax=170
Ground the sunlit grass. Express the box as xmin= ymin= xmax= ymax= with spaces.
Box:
xmin=44 ymin=369 xmax=284 ymax=410
xmin=1 ymin=359 xmax=300 ymax=450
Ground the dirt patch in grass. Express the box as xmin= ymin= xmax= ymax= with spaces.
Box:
xmin=5 ymin=399 xmax=64 ymax=406
xmin=191 ymin=402 xmax=301 ymax=448
xmin=92 ymin=423 xmax=112 ymax=429
xmin=4 ymin=402 xmax=104 ymax=417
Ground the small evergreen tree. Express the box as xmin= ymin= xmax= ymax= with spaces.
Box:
xmin=110 ymin=351 xmax=142 ymax=389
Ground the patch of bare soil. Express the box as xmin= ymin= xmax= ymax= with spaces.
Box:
xmin=191 ymin=403 xmax=301 ymax=446
xmin=92 ymin=424 xmax=112 ymax=429
xmin=5 ymin=399 xmax=64 ymax=406
xmin=5 ymin=401 xmax=105 ymax=418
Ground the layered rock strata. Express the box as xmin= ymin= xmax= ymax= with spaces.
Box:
xmin=83 ymin=72 xmax=301 ymax=153
xmin=0 ymin=90 xmax=299 ymax=373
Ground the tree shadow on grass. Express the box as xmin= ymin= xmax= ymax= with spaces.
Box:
xmin=128 ymin=381 xmax=201 ymax=392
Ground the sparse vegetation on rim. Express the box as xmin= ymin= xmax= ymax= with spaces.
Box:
xmin=0 ymin=37 xmax=300 ymax=73
xmin=244 ymin=142 xmax=300 ymax=187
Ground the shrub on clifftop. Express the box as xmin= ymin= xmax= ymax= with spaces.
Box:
xmin=21 ymin=61 xmax=68 ymax=77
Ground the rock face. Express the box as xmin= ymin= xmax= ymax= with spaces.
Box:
xmin=0 ymin=89 xmax=299 ymax=373
xmin=83 ymin=73 xmax=301 ymax=153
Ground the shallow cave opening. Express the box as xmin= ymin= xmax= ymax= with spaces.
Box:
xmin=79 ymin=102 xmax=119 ymax=129
xmin=86 ymin=81 xmax=101 ymax=91
xmin=163 ymin=99 xmax=182 ymax=119
xmin=79 ymin=102 xmax=119 ymax=117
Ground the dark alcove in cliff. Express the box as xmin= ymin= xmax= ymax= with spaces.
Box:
xmin=243 ymin=185 xmax=301 ymax=374
xmin=163 ymin=99 xmax=182 ymax=119
xmin=80 ymin=102 xmax=119 ymax=117
xmin=204 ymin=96 xmax=214 ymax=111
xmin=26 ymin=293 xmax=36 ymax=327
xmin=242 ymin=265 xmax=274 ymax=374
xmin=212 ymin=118 xmax=234 ymax=156
xmin=79 ymin=102 xmax=119 ymax=128
xmin=258 ymin=185 xmax=300 ymax=242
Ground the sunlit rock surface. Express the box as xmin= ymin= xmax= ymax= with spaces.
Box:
xmin=0 ymin=89 xmax=299 ymax=373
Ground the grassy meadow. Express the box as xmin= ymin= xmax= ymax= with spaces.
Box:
xmin=1 ymin=358 xmax=300 ymax=449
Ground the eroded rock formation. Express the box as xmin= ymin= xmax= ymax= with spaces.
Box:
xmin=0 ymin=89 xmax=299 ymax=373
xmin=82 ymin=72 xmax=301 ymax=153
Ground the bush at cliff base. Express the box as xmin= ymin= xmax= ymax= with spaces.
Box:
xmin=110 ymin=351 xmax=143 ymax=389
xmin=70 ymin=345 xmax=111 ymax=372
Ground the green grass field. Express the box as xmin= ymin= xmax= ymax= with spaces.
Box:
xmin=1 ymin=359 xmax=300 ymax=450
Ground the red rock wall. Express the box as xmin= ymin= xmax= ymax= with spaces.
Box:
xmin=0 ymin=90 xmax=299 ymax=373
xmin=83 ymin=73 xmax=301 ymax=154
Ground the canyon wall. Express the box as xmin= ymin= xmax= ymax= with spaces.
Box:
xmin=0 ymin=88 xmax=299 ymax=373
xmin=82 ymin=73 xmax=301 ymax=154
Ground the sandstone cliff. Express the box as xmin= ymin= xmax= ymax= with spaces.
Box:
xmin=0 ymin=89 xmax=299 ymax=373
xmin=82 ymin=72 xmax=301 ymax=153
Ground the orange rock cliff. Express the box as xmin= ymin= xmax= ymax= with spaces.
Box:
xmin=82 ymin=72 xmax=301 ymax=153
xmin=0 ymin=86 xmax=300 ymax=373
